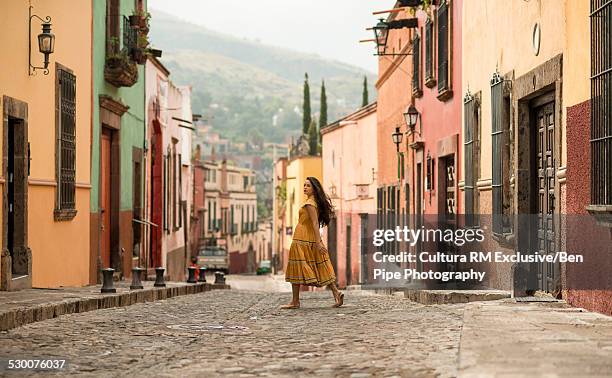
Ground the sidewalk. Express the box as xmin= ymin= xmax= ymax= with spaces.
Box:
xmin=0 ymin=280 xmax=230 ymax=332
xmin=458 ymin=299 xmax=612 ymax=377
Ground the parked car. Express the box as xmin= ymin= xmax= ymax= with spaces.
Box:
xmin=197 ymin=246 xmax=228 ymax=274
xmin=256 ymin=260 xmax=272 ymax=275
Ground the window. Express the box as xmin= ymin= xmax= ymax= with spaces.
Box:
xmin=426 ymin=154 xmax=434 ymax=191
xmin=164 ymin=146 xmax=171 ymax=233
xmin=590 ymin=0 xmax=612 ymax=206
xmin=491 ymin=72 xmax=512 ymax=234
xmin=178 ymin=154 xmax=183 ymax=229
xmin=207 ymin=200 xmax=212 ymax=231
xmin=133 ymin=150 xmax=142 ymax=251
xmin=425 ymin=18 xmax=435 ymax=86
xmin=55 ymin=67 xmax=77 ymax=221
xmin=412 ymin=34 xmax=422 ymax=97
xmin=106 ymin=0 xmax=120 ymax=55
xmin=463 ymin=91 xmax=480 ymax=226
xmin=437 ymin=0 xmax=451 ymax=98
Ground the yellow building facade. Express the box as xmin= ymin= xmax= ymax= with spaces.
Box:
xmin=0 ymin=0 xmax=92 ymax=289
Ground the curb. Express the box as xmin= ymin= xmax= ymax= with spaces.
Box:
xmin=0 ymin=283 xmax=230 ymax=332
xmin=404 ymin=289 xmax=510 ymax=305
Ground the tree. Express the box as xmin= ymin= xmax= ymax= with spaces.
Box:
xmin=319 ymin=80 xmax=328 ymax=138
xmin=362 ymin=76 xmax=369 ymax=107
xmin=308 ymin=119 xmax=318 ymax=156
xmin=302 ymin=73 xmax=311 ymax=135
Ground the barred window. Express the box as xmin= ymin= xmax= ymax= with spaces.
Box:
xmin=437 ymin=0 xmax=450 ymax=95
xmin=463 ymin=91 xmax=479 ymax=227
xmin=491 ymin=72 xmax=512 ymax=234
xmin=425 ymin=18 xmax=434 ymax=83
xmin=590 ymin=0 xmax=612 ymax=205
xmin=55 ymin=67 xmax=77 ymax=221
xmin=412 ymin=34 xmax=422 ymax=96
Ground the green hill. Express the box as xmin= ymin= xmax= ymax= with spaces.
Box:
xmin=148 ymin=10 xmax=377 ymax=143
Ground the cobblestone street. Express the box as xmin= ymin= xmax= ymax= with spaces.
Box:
xmin=0 ymin=288 xmax=463 ymax=377
xmin=1 ymin=280 xmax=611 ymax=377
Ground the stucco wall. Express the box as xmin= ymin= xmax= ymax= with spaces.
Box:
xmin=0 ymin=0 xmax=92 ymax=288
xmin=322 ymin=105 xmax=377 ymax=287
xmin=461 ymin=0 xmax=565 ymax=180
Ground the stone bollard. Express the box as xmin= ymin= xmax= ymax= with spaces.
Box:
xmin=101 ymin=268 xmax=116 ymax=293
xmin=130 ymin=267 xmax=144 ymax=290
xmin=214 ymin=271 xmax=226 ymax=285
xmin=187 ymin=267 xmax=197 ymax=283
xmin=154 ymin=267 xmax=166 ymax=287
xmin=198 ymin=267 xmax=207 ymax=282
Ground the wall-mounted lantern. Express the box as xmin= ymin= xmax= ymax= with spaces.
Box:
xmin=392 ymin=127 xmax=404 ymax=152
xmin=29 ymin=6 xmax=55 ymax=76
xmin=371 ymin=18 xmax=418 ymax=57
xmin=373 ymin=19 xmax=390 ymax=55
xmin=404 ymin=104 xmax=420 ymax=132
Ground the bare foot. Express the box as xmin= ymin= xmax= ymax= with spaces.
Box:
xmin=280 ymin=302 xmax=300 ymax=309
xmin=332 ymin=292 xmax=344 ymax=308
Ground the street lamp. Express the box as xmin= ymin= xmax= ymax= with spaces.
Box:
xmin=392 ymin=127 xmax=403 ymax=152
xmin=404 ymin=104 xmax=419 ymax=130
xmin=373 ymin=19 xmax=389 ymax=56
xmin=29 ymin=6 xmax=55 ymax=75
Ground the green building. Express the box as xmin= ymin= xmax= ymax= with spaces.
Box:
xmin=90 ymin=0 xmax=149 ymax=282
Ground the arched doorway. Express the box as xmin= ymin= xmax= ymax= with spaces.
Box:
xmin=149 ymin=119 xmax=163 ymax=269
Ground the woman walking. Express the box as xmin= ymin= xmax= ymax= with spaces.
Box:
xmin=282 ymin=177 xmax=344 ymax=309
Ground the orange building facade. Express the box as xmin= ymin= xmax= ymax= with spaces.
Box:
xmin=0 ymin=0 xmax=92 ymax=289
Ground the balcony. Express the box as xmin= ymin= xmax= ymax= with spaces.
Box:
xmin=104 ymin=16 xmax=139 ymax=87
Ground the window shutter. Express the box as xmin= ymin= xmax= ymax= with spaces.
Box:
xmin=463 ymin=92 xmax=478 ymax=226
xmin=425 ymin=18 xmax=434 ymax=81
xmin=491 ymin=73 xmax=504 ymax=234
xmin=437 ymin=1 xmax=449 ymax=93
xmin=412 ymin=34 xmax=422 ymax=95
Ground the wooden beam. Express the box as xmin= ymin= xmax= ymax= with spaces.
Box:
xmin=373 ymin=7 xmax=408 ymax=15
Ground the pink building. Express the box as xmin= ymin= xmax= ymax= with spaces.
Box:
xmin=321 ymin=103 xmax=377 ymax=288
xmin=144 ymin=57 xmax=193 ymax=281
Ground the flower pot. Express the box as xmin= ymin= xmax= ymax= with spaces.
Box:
xmin=129 ymin=15 xmax=141 ymax=28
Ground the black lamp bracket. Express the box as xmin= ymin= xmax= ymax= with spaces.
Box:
xmin=29 ymin=5 xmax=52 ymax=76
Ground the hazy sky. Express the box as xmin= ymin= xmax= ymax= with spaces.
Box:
xmin=148 ymin=0 xmax=382 ymax=73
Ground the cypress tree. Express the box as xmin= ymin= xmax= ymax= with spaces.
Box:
xmin=302 ymin=73 xmax=311 ymax=135
xmin=362 ymin=76 xmax=369 ymax=107
xmin=319 ymin=80 xmax=327 ymax=141
xmin=308 ymin=119 xmax=318 ymax=156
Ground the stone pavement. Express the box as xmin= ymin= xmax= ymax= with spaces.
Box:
xmin=0 ymin=286 xmax=610 ymax=377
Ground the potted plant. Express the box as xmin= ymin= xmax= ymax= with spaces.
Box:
xmin=105 ymin=38 xmax=138 ymax=86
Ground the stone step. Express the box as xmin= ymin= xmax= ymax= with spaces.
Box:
xmin=0 ymin=282 xmax=230 ymax=332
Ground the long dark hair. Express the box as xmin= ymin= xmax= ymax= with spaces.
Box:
xmin=306 ymin=176 xmax=335 ymax=227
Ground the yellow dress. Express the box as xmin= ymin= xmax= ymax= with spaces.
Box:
xmin=285 ymin=197 xmax=336 ymax=287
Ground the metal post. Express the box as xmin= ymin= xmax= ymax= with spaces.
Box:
xmin=187 ymin=266 xmax=197 ymax=283
xmin=130 ymin=267 xmax=144 ymax=290
xmin=214 ymin=271 xmax=226 ymax=284
xmin=154 ymin=267 xmax=166 ymax=287
xmin=198 ymin=267 xmax=207 ymax=282
xmin=101 ymin=268 xmax=116 ymax=293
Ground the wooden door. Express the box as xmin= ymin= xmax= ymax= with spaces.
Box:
xmin=534 ymin=100 xmax=559 ymax=293
xmin=100 ymin=130 xmax=112 ymax=268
